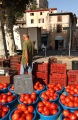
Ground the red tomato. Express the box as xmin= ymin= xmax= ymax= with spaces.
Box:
xmin=44 ymin=109 xmax=50 ymax=116
xmin=1 ymin=98 xmax=7 ymax=103
xmin=65 ymin=97 xmax=70 ymax=103
xmin=21 ymin=104 xmax=27 ymax=111
xmin=1 ymin=111 xmax=7 ymax=118
xmin=52 ymin=109 xmax=58 ymax=115
xmin=27 ymin=98 xmax=33 ymax=104
xmin=28 ymin=106 xmax=34 ymax=113
xmin=50 ymin=103 xmax=57 ymax=109
xmin=7 ymin=96 xmax=13 ymax=102
xmin=63 ymin=110 xmax=70 ymax=117
xmin=2 ymin=106 xmax=9 ymax=112
xmin=60 ymin=94 xmax=65 ymax=100
xmin=12 ymin=113 xmax=20 ymax=120
xmin=38 ymin=106 xmax=43 ymax=113
xmin=46 ymin=101 xmax=51 ymax=108
xmin=69 ymin=113 xmax=77 ymax=120
xmin=74 ymin=110 xmax=78 ymax=117
xmin=38 ymin=102 xmax=44 ymax=107
xmin=31 ymin=93 xmax=36 ymax=100
xmin=19 ymin=117 xmax=25 ymax=120
xmin=7 ymin=92 xmax=12 ymax=96
xmin=26 ymin=113 xmax=33 ymax=120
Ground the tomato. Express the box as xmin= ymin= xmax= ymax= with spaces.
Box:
xmin=38 ymin=106 xmax=43 ymax=113
xmin=24 ymin=94 xmax=30 ymax=100
xmin=24 ymin=110 xmax=29 ymax=115
xmin=52 ymin=109 xmax=58 ymax=115
xmin=38 ymin=102 xmax=44 ymax=107
xmin=1 ymin=98 xmax=7 ymax=103
xmin=1 ymin=111 xmax=7 ymax=118
xmin=74 ymin=110 xmax=78 ymax=117
xmin=7 ymin=92 xmax=12 ymax=96
xmin=26 ymin=113 xmax=33 ymax=120
xmin=60 ymin=94 xmax=65 ymax=100
xmin=44 ymin=109 xmax=50 ymax=116
xmin=46 ymin=101 xmax=51 ymax=108
xmin=50 ymin=103 xmax=57 ymax=109
xmin=69 ymin=113 xmax=77 ymax=120
xmin=43 ymin=95 xmax=49 ymax=100
xmin=0 ymin=84 xmax=3 ymax=89
xmin=7 ymin=96 xmax=13 ymax=102
xmin=27 ymin=98 xmax=33 ymax=104
xmin=2 ymin=106 xmax=9 ymax=112
xmin=12 ymin=113 xmax=20 ymax=120
xmin=63 ymin=118 xmax=70 ymax=120
xmin=63 ymin=110 xmax=70 ymax=117
xmin=21 ymin=104 xmax=27 ymax=111
xmin=68 ymin=101 xmax=74 ymax=108
xmin=2 ymin=94 xmax=7 ymax=99
xmin=28 ymin=106 xmax=34 ymax=113
xmin=65 ymin=97 xmax=70 ymax=103
xmin=19 ymin=117 xmax=25 ymax=120
xmin=31 ymin=93 xmax=36 ymax=100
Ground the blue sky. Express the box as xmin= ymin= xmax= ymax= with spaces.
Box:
xmin=48 ymin=0 xmax=78 ymax=17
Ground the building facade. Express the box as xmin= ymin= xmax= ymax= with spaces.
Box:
xmin=48 ymin=12 xmax=77 ymax=50
xmin=25 ymin=8 xmax=57 ymax=30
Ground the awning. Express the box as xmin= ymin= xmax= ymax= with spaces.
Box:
xmin=55 ymin=36 xmax=64 ymax=40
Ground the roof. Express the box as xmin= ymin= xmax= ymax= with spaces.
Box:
xmin=26 ymin=8 xmax=57 ymax=12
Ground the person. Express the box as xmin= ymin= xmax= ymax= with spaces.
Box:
xmin=20 ymin=33 xmax=34 ymax=74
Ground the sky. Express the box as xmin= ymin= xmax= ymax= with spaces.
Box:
xmin=48 ymin=0 xmax=78 ymax=17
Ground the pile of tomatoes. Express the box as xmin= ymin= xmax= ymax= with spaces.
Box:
xmin=37 ymin=100 xmax=58 ymax=116
xmin=65 ymin=84 xmax=78 ymax=95
xmin=0 ymin=92 xmax=16 ymax=103
xmin=0 ymin=83 xmax=9 ymax=90
xmin=60 ymin=94 xmax=78 ymax=107
xmin=62 ymin=110 xmax=78 ymax=120
xmin=40 ymin=89 xmax=58 ymax=101
xmin=34 ymin=82 xmax=44 ymax=91
xmin=10 ymin=85 xmax=14 ymax=91
xmin=19 ymin=92 xmax=37 ymax=104
xmin=11 ymin=104 xmax=34 ymax=120
xmin=0 ymin=104 xmax=9 ymax=118
xmin=47 ymin=83 xmax=62 ymax=92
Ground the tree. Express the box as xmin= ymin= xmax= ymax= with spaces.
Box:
xmin=0 ymin=0 xmax=32 ymax=56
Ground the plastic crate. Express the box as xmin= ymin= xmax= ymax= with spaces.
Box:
xmin=67 ymin=70 xmax=78 ymax=85
xmin=50 ymin=63 xmax=66 ymax=74
xmin=33 ymin=62 xmax=48 ymax=72
xmin=33 ymin=71 xmax=48 ymax=80
xmin=49 ymin=73 xmax=67 ymax=86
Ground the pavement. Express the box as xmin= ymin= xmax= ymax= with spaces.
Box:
xmin=33 ymin=50 xmax=78 ymax=70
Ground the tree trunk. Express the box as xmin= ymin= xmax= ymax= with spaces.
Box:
xmin=0 ymin=5 xmax=8 ymax=58
xmin=5 ymin=6 xmax=16 ymax=56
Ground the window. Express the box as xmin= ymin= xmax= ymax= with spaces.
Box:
xmin=31 ymin=19 xmax=34 ymax=24
xmin=57 ymin=24 xmax=62 ymax=33
xmin=30 ymin=13 xmax=34 ymax=16
xmin=40 ymin=12 xmax=42 ymax=15
xmin=57 ymin=15 xmax=62 ymax=22
xmin=42 ymin=19 xmax=44 ymax=23
xmin=38 ymin=19 xmax=41 ymax=23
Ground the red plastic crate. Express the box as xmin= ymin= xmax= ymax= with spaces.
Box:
xmin=67 ymin=70 xmax=78 ymax=85
xmin=33 ymin=71 xmax=48 ymax=80
xmin=49 ymin=73 xmax=67 ymax=86
xmin=33 ymin=62 xmax=48 ymax=72
xmin=50 ymin=63 xmax=67 ymax=74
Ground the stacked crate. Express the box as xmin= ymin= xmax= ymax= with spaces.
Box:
xmin=49 ymin=63 xmax=67 ymax=86
xmin=10 ymin=55 xmax=21 ymax=70
xmin=32 ymin=62 xmax=49 ymax=85
xmin=67 ymin=70 xmax=78 ymax=85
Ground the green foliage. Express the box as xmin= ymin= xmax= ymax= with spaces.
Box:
xmin=2 ymin=0 xmax=33 ymax=22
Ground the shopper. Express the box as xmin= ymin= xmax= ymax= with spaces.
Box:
xmin=20 ymin=33 xmax=34 ymax=74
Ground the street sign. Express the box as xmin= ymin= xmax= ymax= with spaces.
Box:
xmin=63 ymin=27 xmax=78 ymax=30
